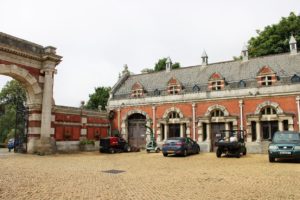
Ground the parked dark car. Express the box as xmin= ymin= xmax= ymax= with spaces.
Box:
xmin=268 ymin=131 xmax=300 ymax=162
xmin=99 ymin=136 xmax=131 ymax=153
xmin=162 ymin=137 xmax=200 ymax=157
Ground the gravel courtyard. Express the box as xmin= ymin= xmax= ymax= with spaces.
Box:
xmin=0 ymin=149 xmax=299 ymax=200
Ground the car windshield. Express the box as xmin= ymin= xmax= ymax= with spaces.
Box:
xmin=165 ymin=138 xmax=184 ymax=144
xmin=273 ymin=133 xmax=300 ymax=142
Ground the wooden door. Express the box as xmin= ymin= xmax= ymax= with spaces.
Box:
xmin=211 ymin=123 xmax=225 ymax=151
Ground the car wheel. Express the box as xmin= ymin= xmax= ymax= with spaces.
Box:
xmin=196 ymin=147 xmax=200 ymax=154
xmin=155 ymin=148 xmax=160 ymax=153
xmin=146 ymin=150 xmax=150 ymax=153
xmin=269 ymin=156 xmax=275 ymax=162
xmin=163 ymin=153 xmax=168 ymax=157
xmin=183 ymin=149 xmax=188 ymax=157
xmin=236 ymin=151 xmax=241 ymax=158
xmin=216 ymin=149 xmax=222 ymax=158
xmin=109 ymin=148 xmax=115 ymax=154
xmin=243 ymin=147 xmax=247 ymax=156
xmin=124 ymin=144 xmax=131 ymax=152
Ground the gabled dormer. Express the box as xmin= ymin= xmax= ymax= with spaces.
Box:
xmin=131 ymin=82 xmax=144 ymax=98
xmin=257 ymin=66 xmax=276 ymax=86
xmin=208 ymin=72 xmax=225 ymax=91
xmin=167 ymin=77 xmax=182 ymax=95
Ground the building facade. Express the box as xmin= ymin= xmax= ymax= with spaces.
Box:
xmin=108 ymin=36 xmax=300 ymax=153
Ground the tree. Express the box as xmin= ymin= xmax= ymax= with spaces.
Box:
xmin=248 ymin=12 xmax=300 ymax=57
xmin=0 ymin=80 xmax=26 ymax=143
xmin=154 ymin=58 xmax=181 ymax=71
xmin=86 ymin=87 xmax=111 ymax=110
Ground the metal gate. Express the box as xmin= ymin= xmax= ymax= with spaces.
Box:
xmin=14 ymin=105 xmax=29 ymax=153
xmin=128 ymin=114 xmax=146 ymax=148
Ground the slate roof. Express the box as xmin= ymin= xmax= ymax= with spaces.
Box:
xmin=112 ymin=52 xmax=300 ymax=99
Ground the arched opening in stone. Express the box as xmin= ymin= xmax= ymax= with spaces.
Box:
xmin=0 ymin=65 xmax=43 ymax=153
xmin=127 ymin=113 xmax=147 ymax=148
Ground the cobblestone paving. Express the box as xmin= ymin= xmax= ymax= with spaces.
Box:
xmin=0 ymin=149 xmax=299 ymax=200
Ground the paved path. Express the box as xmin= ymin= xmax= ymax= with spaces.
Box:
xmin=0 ymin=152 xmax=299 ymax=200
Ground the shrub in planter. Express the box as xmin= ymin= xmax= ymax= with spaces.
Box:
xmin=79 ymin=139 xmax=95 ymax=151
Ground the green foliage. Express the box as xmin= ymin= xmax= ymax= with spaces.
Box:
xmin=0 ymin=80 xmax=26 ymax=143
xmin=86 ymin=86 xmax=111 ymax=110
xmin=154 ymin=58 xmax=181 ymax=71
xmin=248 ymin=12 xmax=300 ymax=57
xmin=79 ymin=139 xmax=95 ymax=145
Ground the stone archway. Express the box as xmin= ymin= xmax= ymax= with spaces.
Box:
xmin=247 ymin=101 xmax=293 ymax=142
xmin=158 ymin=107 xmax=191 ymax=141
xmin=0 ymin=33 xmax=62 ymax=153
xmin=121 ymin=110 xmax=152 ymax=146
xmin=0 ymin=64 xmax=43 ymax=105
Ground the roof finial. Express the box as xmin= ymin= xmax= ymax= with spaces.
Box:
xmin=241 ymin=44 xmax=248 ymax=62
xmin=122 ymin=64 xmax=130 ymax=76
xmin=289 ymin=34 xmax=297 ymax=55
xmin=166 ymin=57 xmax=172 ymax=72
xmin=201 ymin=50 xmax=208 ymax=66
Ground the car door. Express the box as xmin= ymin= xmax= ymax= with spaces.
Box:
xmin=186 ymin=138 xmax=193 ymax=153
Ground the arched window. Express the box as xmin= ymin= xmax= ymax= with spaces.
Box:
xmin=261 ymin=107 xmax=277 ymax=115
xmin=192 ymin=85 xmax=200 ymax=92
xmin=238 ymin=80 xmax=246 ymax=88
xmin=168 ymin=111 xmax=180 ymax=119
xmin=211 ymin=109 xmax=224 ymax=117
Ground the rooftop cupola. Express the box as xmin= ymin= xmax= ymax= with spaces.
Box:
xmin=201 ymin=50 xmax=208 ymax=66
xmin=289 ymin=34 xmax=297 ymax=55
xmin=241 ymin=44 xmax=249 ymax=62
xmin=166 ymin=57 xmax=172 ymax=72
xmin=122 ymin=64 xmax=130 ymax=76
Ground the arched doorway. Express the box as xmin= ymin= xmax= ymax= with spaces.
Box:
xmin=128 ymin=113 xmax=146 ymax=148
xmin=247 ymin=101 xmax=294 ymax=142
xmin=197 ymin=105 xmax=238 ymax=152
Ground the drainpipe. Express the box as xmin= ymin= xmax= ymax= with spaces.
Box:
xmin=192 ymin=103 xmax=196 ymax=140
xmin=117 ymin=108 xmax=121 ymax=133
xmin=239 ymin=100 xmax=244 ymax=130
xmin=296 ymin=96 xmax=300 ymax=131
xmin=152 ymin=105 xmax=156 ymax=138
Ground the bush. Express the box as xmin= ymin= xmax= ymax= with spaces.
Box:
xmin=79 ymin=139 xmax=95 ymax=145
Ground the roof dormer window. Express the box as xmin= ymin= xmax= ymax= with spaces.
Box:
xmin=208 ymin=72 xmax=224 ymax=91
xmin=167 ymin=77 xmax=181 ymax=95
xmin=131 ymin=82 xmax=144 ymax=98
xmin=261 ymin=76 xmax=272 ymax=86
xmin=257 ymin=66 xmax=276 ymax=87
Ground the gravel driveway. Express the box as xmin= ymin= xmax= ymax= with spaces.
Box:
xmin=0 ymin=149 xmax=299 ymax=200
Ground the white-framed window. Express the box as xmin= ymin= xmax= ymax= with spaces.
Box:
xmin=169 ymin=111 xmax=180 ymax=119
xmin=132 ymin=89 xmax=143 ymax=97
xmin=261 ymin=107 xmax=277 ymax=115
xmin=168 ymin=86 xmax=180 ymax=95
xmin=211 ymin=109 xmax=224 ymax=117
xmin=211 ymin=81 xmax=222 ymax=91
xmin=261 ymin=76 xmax=273 ymax=86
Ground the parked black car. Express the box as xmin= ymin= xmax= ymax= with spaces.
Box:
xmin=215 ymin=130 xmax=247 ymax=158
xmin=162 ymin=137 xmax=200 ymax=157
xmin=99 ymin=136 xmax=131 ymax=153
xmin=268 ymin=131 xmax=300 ymax=162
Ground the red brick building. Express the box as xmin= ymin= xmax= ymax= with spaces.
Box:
xmin=108 ymin=36 xmax=300 ymax=153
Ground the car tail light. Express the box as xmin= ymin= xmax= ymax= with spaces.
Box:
xmin=175 ymin=142 xmax=184 ymax=146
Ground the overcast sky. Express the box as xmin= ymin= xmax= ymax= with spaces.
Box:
xmin=1 ymin=0 xmax=300 ymax=107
